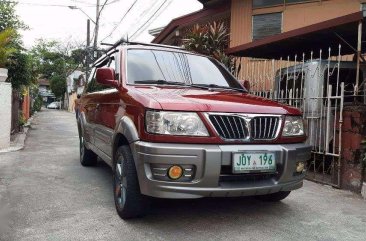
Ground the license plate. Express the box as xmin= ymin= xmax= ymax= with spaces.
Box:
xmin=232 ymin=153 xmax=276 ymax=173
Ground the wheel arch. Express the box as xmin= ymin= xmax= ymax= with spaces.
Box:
xmin=112 ymin=116 xmax=139 ymax=166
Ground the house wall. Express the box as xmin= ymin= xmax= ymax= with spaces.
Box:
xmin=230 ymin=0 xmax=366 ymax=48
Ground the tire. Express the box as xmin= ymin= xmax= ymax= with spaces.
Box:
xmin=79 ymin=135 xmax=98 ymax=166
xmin=113 ymin=145 xmax=149 ymax=219
xmin=256 ymin=191 xmax=291 ymax=202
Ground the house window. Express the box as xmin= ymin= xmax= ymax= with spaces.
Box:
xmin=252 ymin=12 xmax=282 ymax=40
xmin=362 ymin=3 xmax=366 ymax=17
xmin=253 ymin=0 xmax=283 ymax=8
xmin=253 ymin=0 xmax=319 ymax=8
xmin=286 ymin=0 xmax=311 ymax=4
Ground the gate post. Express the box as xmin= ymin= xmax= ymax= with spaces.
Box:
xmin=0 ymin=73 xmax=12 ymax=149
xmin=341 ymin=105 xmax=366 ymax=192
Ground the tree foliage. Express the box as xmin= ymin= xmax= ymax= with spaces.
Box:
xmin=0 ymin=28 xmax=16 ymax=67
xmin=0 ymin=1 xmax=27 ymax=32
xmin=6 ymin=51 xmax=35 ymax=89
xmin=30 ymin=39 xmax=84 ymax=99
xmin=183 ymin=21 xmax=241 ymax=78
xmin=50 ymin=75 xmax=67 ymax=100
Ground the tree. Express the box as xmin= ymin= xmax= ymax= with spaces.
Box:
xmin=0 ymin=1 xmax=27 ymax=32
xmin=6 ymin=51 xmax=34 ymax=89
xmin=30 ymin=39 xmax=85 ymax=100
xmin=50 ymin=75 xmax=67 ymax=100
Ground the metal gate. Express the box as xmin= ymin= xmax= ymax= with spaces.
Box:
xmin=240 ymin=46 xmax=366 ymax=187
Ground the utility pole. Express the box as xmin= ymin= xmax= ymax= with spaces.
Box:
xmin=86 ymin=19 xmax=91 ymax=82
xmin=93 ymin=0 xmax=100 ymax=50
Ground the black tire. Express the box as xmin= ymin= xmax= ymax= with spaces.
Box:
xmin=256 ymin=191 xmax=291 ymax=202
xmin=79 ymin=135 xmax=98 ymax=166
xmin=113 ymin=145 xmax=149 ymax=219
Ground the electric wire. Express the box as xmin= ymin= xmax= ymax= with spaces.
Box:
xmin=100 ymin=0 xmax=138 ymax=42
xmin=129 ymin=0 xmax=169 ymax=40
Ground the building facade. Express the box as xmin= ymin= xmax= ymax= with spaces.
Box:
xmin=230 ymin=0 xmax=366 ymax=48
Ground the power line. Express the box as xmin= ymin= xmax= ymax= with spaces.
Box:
xmin=5 ymin=1 xmax=76 ymax=7
xmin=8 ymin=0 xmax=120 ymax=8
xmin=100 ymin=0 xmax=138 ymax=42
xmin=130 ymin=0 xmax=170 ymax=40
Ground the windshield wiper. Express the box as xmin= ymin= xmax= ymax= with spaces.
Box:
xmin=133 ymin=80 xmax=246 ymax=93
xmin=134 ymin=80 xmax=187 ymax=86
xmin=189 ymin=84 xmax=246 ymax=93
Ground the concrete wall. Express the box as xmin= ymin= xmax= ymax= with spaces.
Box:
xmin=0 ymin=82 xmax=12 ymax=149
xmin=230 ymin=0 xmax=366 ymax=48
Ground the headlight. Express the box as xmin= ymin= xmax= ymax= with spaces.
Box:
xmin=282 ymin=116 xmax=305 ymax=137
xmin=145 ymin=110 xmax=209 ymax=136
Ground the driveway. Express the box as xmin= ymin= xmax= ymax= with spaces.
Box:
xmin=0 ymin=110 xmax=365 ymax=241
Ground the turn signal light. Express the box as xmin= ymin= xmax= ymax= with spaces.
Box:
xmin=168 ymin=165 xmax=183 ymax=180
xmin=296 ymin=162 xmax=305 ymax=173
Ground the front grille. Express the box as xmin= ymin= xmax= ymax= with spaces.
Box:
xmin=208 ymin=114 xmax=280 ymax=140
xmin=209 ymin=115 xmax=249 ymax=139
xmin=251 ymin=116 xmax=279 ymax=140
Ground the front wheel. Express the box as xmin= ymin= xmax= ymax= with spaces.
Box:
xmin=113 ymin=145 xmax=149 ymax=219
xmin=256 ymin=191 xmax=291 ymax=202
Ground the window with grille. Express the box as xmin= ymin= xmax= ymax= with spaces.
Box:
xmin=252 ymin=12 xmax=282 ymax=40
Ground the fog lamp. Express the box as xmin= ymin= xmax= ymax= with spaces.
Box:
xmin=168 ymin=165 xmax=183 ymax=180
xmin=296 ymin=162 xmax=305 ymax=173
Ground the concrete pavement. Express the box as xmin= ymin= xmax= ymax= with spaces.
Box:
xmin=0 ymin=109 xmax=365 ymax=241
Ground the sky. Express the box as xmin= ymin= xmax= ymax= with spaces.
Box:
xmin=15 ymin=0 xmax=203 ymax=48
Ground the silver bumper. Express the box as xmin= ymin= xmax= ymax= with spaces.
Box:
xmin=131 ymin=141 xmax=312 ymax=199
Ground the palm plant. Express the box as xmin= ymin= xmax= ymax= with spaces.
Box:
xmin=0 ymin=28 xmax=16 ymax=68
xmin=183 ymin=21 xmax=241 ymax=78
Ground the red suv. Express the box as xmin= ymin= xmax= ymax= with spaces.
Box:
xmin=76 ymin=41 xmax=311 ymax=219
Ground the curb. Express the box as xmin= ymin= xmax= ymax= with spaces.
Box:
xmin=0 ymin=113 xmax=36 ymax=153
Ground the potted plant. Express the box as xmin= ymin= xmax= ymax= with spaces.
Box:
xmin=0 ymin=28 xmax=16 ymax=82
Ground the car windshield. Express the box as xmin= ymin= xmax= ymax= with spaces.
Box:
xmin=126 ymin=49 xmax=244 ymax=90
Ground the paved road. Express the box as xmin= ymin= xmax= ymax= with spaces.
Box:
xmin=0 ymin=110 xmax=365 ymax=241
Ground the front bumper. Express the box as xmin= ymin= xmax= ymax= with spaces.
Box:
xmin=131 ymin=141 xmax=312 ymax=199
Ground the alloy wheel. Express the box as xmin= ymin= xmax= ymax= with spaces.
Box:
xmin=115 ymin=155 xmax=127 ymax=209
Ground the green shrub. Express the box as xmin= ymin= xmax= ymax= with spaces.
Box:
xmin=32 ymin=95 xmax=43 ymax=113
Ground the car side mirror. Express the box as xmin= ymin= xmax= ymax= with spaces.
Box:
xmin=242 ymin=80 xmax=251 ymax=92
xmin=96 ymin=67 xmax=119 ymax=88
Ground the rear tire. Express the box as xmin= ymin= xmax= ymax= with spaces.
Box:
xmin=256 ymin=191 xmax=291 ymax=202
xmin=113 ymin=145 xmax=149 ymax=219
xmin=79 ymin=135 xmax=98 ymax=166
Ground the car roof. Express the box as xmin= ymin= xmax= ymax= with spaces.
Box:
xmin=93 ymin=43 xmax=203 ymax=67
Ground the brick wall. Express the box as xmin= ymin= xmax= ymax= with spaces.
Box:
xmin=340 ymin=105 xmax=366 ymax=192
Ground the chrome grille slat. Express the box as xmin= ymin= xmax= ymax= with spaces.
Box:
xmin=259 ymin=118 xmax=262 ymax=139
xmin=208 ymin=114 xmax=280 ymax=140
xmin=268 ymin=118 xmax=273 ymax=139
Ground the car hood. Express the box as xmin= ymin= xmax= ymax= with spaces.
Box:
xmin=133 ymin=86 xmax=301 ymax=115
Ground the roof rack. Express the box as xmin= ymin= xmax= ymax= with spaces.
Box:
xmin=101 ymin=38 xmax=184 ymax=53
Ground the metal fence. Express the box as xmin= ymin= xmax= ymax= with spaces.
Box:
xmin=241 ymin=45 xmax=365 ymax=187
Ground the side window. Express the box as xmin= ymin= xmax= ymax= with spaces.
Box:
xmin=85 ymin=55 xmax=117 ymax=93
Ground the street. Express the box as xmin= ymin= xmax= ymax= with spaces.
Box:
xmin=0 ymin=110 xmax=365 ymax=241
